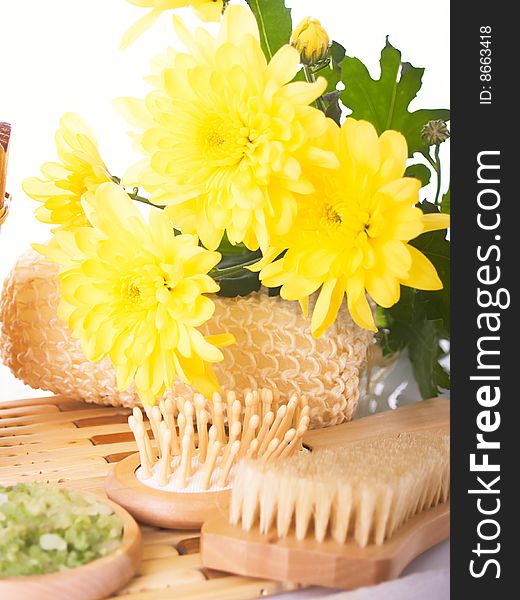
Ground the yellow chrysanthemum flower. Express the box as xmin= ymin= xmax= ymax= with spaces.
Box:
xmin=35 ymin=182 xmax=234 ymax=404
xmin=23 ymin=113 xmax=112 ymax=232
xmin=119 ymin=4 xmax=339 ymax=251
xmin=121 ymin=0 xmax=224 ymax=49
xmin=255 ymin=119 xmax=450 ymax=335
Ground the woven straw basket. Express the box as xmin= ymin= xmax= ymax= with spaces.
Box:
xmin=0 ymin=250 xmax=373 ymax=427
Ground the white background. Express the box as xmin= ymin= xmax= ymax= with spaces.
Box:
xmin=0 ymin=0 xmax=449 ymax=399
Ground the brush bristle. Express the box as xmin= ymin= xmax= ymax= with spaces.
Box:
xmin=129 ymin=388 xmax=310 ymax=490
xmin=229 ymin=430 xmax=449 ymax=547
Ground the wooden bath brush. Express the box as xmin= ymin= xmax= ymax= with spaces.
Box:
xmin=201 ymin=398 xmax=450 ymax=589
xmin=105 ymin=388 xmax=310 ymax=529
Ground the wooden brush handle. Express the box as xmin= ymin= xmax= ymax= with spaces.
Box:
xmin=202 ymin=502 xmax=449 ymax=589
xmin=303 ymin=397 xmax=449 ymax=450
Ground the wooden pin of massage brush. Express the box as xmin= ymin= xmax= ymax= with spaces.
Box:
xmin=201 ymin=398 xmax=451 ymax=589
xmin=105 ymin=388 xmax=310 ymax=529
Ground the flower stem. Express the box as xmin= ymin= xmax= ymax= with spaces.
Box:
xmin=433 ymin=144 xmax=442 ymax=204
xmin=210 ymin=257 xmax=260 ymax=280
xmin=111 ymin=177 xmax=165 ymax=209
xmin=130 ymin=193 xmax=154 ymax=207
xmin=303 ymin=65 xmax=327 ymax=114
xmin=423 ymin=152 xmax=437 ymax=170
xmin=129 ymin=188 xmax=165 ymax=210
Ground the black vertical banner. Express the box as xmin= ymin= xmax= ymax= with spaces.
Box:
xmin=451 ymin=3 xmax=515 ymax=598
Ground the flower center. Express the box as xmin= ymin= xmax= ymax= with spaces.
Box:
xmin=123 ymin=281 xmax=141 ymax=306
xmin=198 ymin=115 xmax=262 ymax=167
xmin=321 ymin=204 xmax=343 ymax=228
xmin=201 ymin=118 xmax=243 ymax=154
xmin=206 ymin=127 xmax=226 ymax=149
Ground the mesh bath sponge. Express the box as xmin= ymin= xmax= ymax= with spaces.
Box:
xmin=0 ymin=250 xmax=372 ymax=427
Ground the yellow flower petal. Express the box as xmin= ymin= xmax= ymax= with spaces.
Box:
xmin=346 ymin=276 xmax=376 ymax=331
xmin=283 ymin=77 xmax=328 ymax=107
xmin=113 ymin=98 xmax=155 ymax=130
xmin=122 ymin=2 xmax=223 ymax=50
xmin=193 ymin=0 xmax=223 ymax=22
xmin=402 ymin=245 xmax=443 ymax=290
xmin=280 ymin=274 xmax=322 ymax=301
xmin=348 ymin=294 xmax=376 ymax=331
xmin=311 ymin=278 xmax=346 ymax=337
xmin=120 ymin=9 xmax=162 ymax=50
xmin=365 ymin=270 xmax=401 ymax=308
xmin=248 ymin=247 xmax=282 ymax=272
xmin=259 ymin=259 xmax=287 ymax=288
xmin=189 ymin=329 xmax=224 ymax=362
xmin=218 ymin=3 xmax=257 ymax=45
xmin=82 ymin=182 xmax=142 ymax=236
xmin=341 ymin=119 xmax=380 ymax=175
xmin=422 ymin=212 xmax=450 ymax=232
xmin=378 ymin=177 xmax=422 ymax=204
xmin=378 ymin=130 xmax=407 ymax=182
xmin=377 ymin=239 xmax=412 ymax=279
xmin=299 ymin=296 xmax=309 ymax=317
xmin=266 ymin=45 xmax=301 ymax=86
xmin=205 ymin=333 xmax=235 ymax=348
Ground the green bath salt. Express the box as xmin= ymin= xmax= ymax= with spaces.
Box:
xmin=0 ymin=483 xmax=123 ymax=577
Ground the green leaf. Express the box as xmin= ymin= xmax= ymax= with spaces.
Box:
xmin=324 ymin=91 xmax=342 ymax=125
xmin=339 ymin=39 xmax=450 ymax=156
xmin=214 ymin=233 xmax=250 ymax=257
xmin=407 ymin=318 xmax=450 ymax=398
xmin=440 ymin=187 xmax=450 ymax=213
xmin=214 ymin=239 xmax=262 ymax=297
xmin=378 ymin=288 xmax=450 ymax=398
xmin=320 ymin=41 xmax=346 ymax=94
xmin=245 ymin=0 xmax=292 ymax=61
xmin=217 ymin=270 xmax=262 ymax=297
xmin=329 ymin=40 xmax=346 ymax=64
xmin=405 ymin=163 xmax=431 ymax=188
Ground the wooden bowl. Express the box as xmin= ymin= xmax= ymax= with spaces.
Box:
xmin=105 ymin=453 xmax=230 ymax=529
xmin=0 ymin=493 xmax=142 ymax=600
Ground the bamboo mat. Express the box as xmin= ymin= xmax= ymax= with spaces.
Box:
xmin=0 ymin=395 xmax=297 ymax=599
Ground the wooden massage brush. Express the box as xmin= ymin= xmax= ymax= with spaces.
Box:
xmin=105 ymin=388 xmax=310 ymax=529
xmin=201 ymin=397 xmax=450 ymax=589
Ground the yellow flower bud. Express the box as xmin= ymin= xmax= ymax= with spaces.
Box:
xmin=290 ymin=17 xmax=330 ymax=65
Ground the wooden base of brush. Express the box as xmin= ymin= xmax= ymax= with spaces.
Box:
xmin=201 ymin=501 xmax=449 ymax=589
xmin=0 ymin=495 xmax=142 ymax=600
xmin=105 ymin=453 xmax=230 ymax=529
